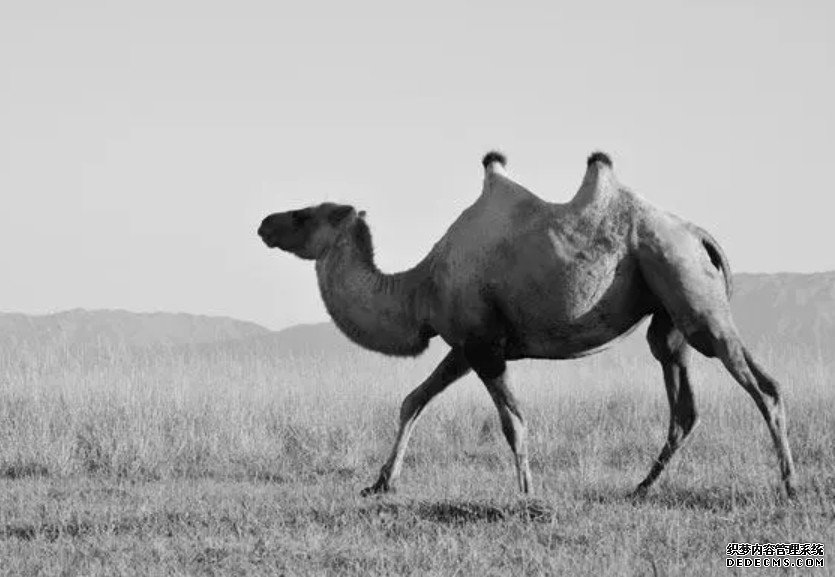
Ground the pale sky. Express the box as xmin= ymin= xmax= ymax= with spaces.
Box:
xmin=1 ymin=1 xmax=833 ymax=330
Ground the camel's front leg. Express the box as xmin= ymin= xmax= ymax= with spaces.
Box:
xmin=483 ymin=371 xmax=531 ymax=493
xmin=361 ymin=348 xmax=470 ymax=496
xmin=465 ymin=343 xmax=532 ymax=494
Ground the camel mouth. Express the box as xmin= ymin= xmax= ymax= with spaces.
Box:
xmin=260 ymin=235 xmax=279 ymax=248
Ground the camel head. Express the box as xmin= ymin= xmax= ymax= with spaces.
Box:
xmin=258 ymin=202 xmax=359 ymax=260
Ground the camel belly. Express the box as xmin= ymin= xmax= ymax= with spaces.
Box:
xmin=503 ymin=306 xmax=649 ymax=359
xmin=493 ymin=249 xmax=652 ymax=359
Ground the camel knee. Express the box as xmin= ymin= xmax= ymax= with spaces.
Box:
xmin=756 ymin=378 xmax=784 ymax=410
xmin=398 ymin=390 xmax=423 ymax=424
xmin=720 ymin=339 xmax=786 ymax=412
xmin=743 ymin=351 xmax=784 ymax=402
xmin=712 ymin=333 xmax=757 ymax=384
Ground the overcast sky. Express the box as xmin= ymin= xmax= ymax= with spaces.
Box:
xmin=1 ymin=1 xmax=832 ymax=330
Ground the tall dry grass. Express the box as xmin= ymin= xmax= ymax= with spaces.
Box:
xmin=0 ymin=337 xmax=831 ymax=496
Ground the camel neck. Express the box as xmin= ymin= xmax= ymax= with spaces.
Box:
xmin=314 ymin=220 xmax=432 ymax=357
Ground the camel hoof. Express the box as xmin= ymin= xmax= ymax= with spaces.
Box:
xmin=631 ymin=485 xmax=650 ymax=500
xmin=785 ymin=483 xmax=798 ymax=500
xmin=360 ymin=481 xmax=394 ymax=497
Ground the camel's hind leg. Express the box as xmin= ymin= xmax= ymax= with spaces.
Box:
xmin=711 ymin=334 xmax=797 ymax=497
xmin=667 ymin=315 xmax=796 ymax=497
xmin=361 ymin=348 xmax=470 ymax=496
xmin=638 ymin=236 xmax=796 ymax=496
xmin=635 ymin=311 xmax=699 ymax=495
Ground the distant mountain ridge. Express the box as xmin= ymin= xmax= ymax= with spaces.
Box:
xmin=0 ymin=308 xmax=270 ymax=350
xmin=0 ymin=271 xmax=833 ymax=358
xmin=732 ymin=271 xmax=835 ymax=354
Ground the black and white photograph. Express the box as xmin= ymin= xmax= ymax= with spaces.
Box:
xmin=0 ymin=1 xmax=832 ymax=575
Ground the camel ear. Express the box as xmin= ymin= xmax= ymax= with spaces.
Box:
xmin=358 ymin=210 xmax=367 ymax=219
xmin=326 ymin=205 xmax=355 ymax=226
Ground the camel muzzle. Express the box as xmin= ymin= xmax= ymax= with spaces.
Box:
xmin=257 ymin=219 xmax=282 ymax=248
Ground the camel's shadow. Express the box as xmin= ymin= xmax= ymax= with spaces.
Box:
xmin=354 ymin=484 xmax=786 ymax=527
xmin=358 ymin=498 xmax=556 ymax=525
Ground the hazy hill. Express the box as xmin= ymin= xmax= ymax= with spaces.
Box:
xmin=0 ymin=271 xmax=832 ymax=363
xmin=0 ymin=308 xmax=270 ymax=351
xmin=732 ymin=272 xmax=835 ymax=355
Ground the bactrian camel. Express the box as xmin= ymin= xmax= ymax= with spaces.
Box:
xmin=258 ymin=151 xmax=796 ymax=498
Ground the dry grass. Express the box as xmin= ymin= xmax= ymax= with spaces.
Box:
xmin=0 ymin=339 xmax=831 ymax=575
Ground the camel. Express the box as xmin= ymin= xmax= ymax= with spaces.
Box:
xmin=257 ymin=151 xmax=796 ymax=498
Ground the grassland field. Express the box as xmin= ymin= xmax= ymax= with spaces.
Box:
xmin=0 ymin=338 xmax=832 ymax=576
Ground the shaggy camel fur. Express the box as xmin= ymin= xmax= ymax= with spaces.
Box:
xmin=258 ymin=151 xmax=796 ymax=498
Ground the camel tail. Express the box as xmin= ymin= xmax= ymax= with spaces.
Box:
xmin=696 ymin=227 xmax=733 ymax=299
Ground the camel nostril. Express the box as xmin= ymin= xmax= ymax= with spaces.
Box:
xmin=257 ymin=223 xmax=275 ymax=247
xmin=258 ymin=218 xmax=274 ymax=239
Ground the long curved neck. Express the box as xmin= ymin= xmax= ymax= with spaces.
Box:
xmin=314 ymin=219 xmax=432 ymax=357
